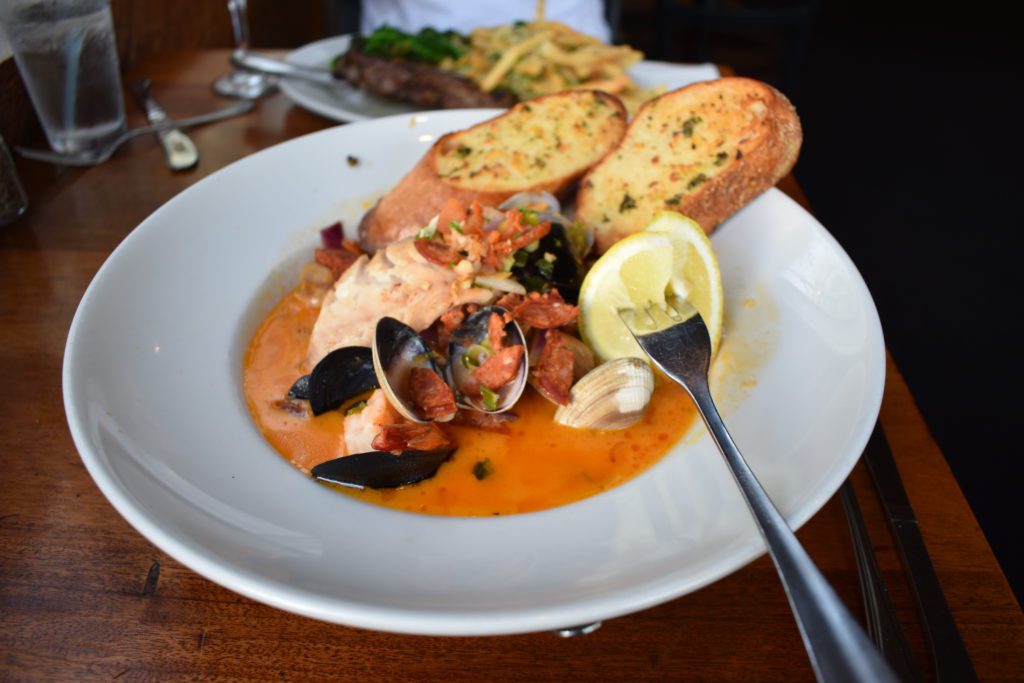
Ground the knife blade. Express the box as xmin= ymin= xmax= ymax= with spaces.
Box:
xmin=130 ymin=79 xmax=199 ymax=171
xmin=863 ymin=423 xmax=979 ymax=682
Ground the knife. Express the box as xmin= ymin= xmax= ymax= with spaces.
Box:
xmin=130 ymin=79 xmax=199 ymax=171
xmin=863 ymin=423 xmax=979 ymax=682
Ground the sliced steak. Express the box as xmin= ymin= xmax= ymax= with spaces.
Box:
xmin=334 ymin=44 xmax=517 ymax=110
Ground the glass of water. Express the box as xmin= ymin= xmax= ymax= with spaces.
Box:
xmin=0 ymin=0 xmax=127 ymax=155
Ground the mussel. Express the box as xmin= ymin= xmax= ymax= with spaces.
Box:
xmin=311 ymin=446 xmax=455 ymax=490
xmin=303 ymin=346 xmax=378 ymax=416
xmin=554 ymin=358 xmax=654 ymax=430
xmin=499 ymin=192 xmax=586 ymax=304
xmin=447 ymin=306 xmax=529 ymax=413
xmin=372 ymin=317 xmax=457 ymax=422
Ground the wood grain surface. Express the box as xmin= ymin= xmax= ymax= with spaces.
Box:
xmin=1 ymin=50 xmax=1021 ymax=682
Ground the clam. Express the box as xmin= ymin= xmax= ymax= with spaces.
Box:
xmin=303 ymin=346 xmax=378 ymax=416
xmin=311 ymin=446 xmax=455 ymax=490
xmin=372 ymin=317 xmax=456 ymax=423
xmin=447 ymin=306 xmax=529 ymax=413
xmin=554 ymin=358 xmax=654 ymax=430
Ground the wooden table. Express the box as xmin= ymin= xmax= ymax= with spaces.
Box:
xmin=2 ymin=50 xmax=1021 ymax=682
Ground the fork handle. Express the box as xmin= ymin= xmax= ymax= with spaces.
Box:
xmin=688 ymin=386 xmax=900 ymax=683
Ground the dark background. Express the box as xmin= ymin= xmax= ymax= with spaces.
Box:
xmin=1 ymin=0 xmax=1020 ymax=605
xmin=631 ymin=0 xmax=1024 ymax=605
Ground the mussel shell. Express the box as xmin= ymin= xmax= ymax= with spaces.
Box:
xmin=307 ymin=347 xmax=378 ymax=416
xmin=373 ymin=316 xmax=451 ymax=422
xmin=511 ymin=222 xmax=585 ymax=304
xmin=448 ymin=306 xmax=528 ymax=413
xmin=311 ymin=447 xmax=455 ymax=490
xmin=287 ymin=374 xmax=311 ymax=400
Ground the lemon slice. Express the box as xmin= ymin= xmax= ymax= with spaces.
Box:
xmin=578 ymin=211 xmax=723 ymax=363
xmin=578 ymin=231 xmax=675 ymax=362
xmin=645 ymin=212 xmax=724 ymax=359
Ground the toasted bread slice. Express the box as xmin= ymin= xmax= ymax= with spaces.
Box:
xmin=576 ymin=77 xmax=801 ymax=253
xmin=359 ymin=90 xmax=627 ymax=252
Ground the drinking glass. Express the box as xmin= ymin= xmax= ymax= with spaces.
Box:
xmin=213 ymin=0 xmax=276 ymax=99
xmin=0 ymin=0 xmax=127 ymax=154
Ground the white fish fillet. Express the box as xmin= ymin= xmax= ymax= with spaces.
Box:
xmin=307 ymin=237 xmax=493 ymax=368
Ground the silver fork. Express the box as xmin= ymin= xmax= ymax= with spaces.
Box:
xmin=15 ymin=100 xmax=253 ymax=167
xmin=619 ymin=297 xmax=899 ymax=683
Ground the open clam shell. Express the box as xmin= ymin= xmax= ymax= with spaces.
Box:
xmin=372 ymin=317 xmax=454 ymax=423
xmin=447 ymin=306 xmax=529 ymax=414
xmin=554 ymin=358 xmax=654 ymax=430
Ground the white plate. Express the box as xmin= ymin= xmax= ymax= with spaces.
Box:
xmin=63 ymin=109 xmax=885 ymax=635
xmin=279 ymin=35 xmax=721 ymax=122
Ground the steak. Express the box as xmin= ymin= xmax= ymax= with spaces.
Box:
xmin=334 ymin=44 xmax=517 ymax=110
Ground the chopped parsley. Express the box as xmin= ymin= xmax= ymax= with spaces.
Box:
xmin=449 ymin=220 xmax=463 ymax=234
xmin=619 ymin=193 xmax=637 ymax=212
xmin=536 ymin=256 xmax=555 ymax=278
xmin=473 ymin=458 xmax=495 ymax=480
xmin=518 ymin=208 xmax=540 ymax=226
xmin=715 ymin=151 xmax=729 ymax=166
xmin=687 ymin=173 xmax=709 ymax=190
xmin=455 ymin=145 xmax=473 ymax=158
xmin=665 ymin=194 xmax=683 ymax=207
xmin=682 ymin=116 xmax=703 ymax=137
xmin=344 ymin=400 xmax=367 ymax=416
xmin=346 ymin=155 xmax=360 ymax=167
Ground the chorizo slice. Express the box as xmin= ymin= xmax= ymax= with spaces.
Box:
xmin=512 ymin=291 xmax=580 ymax=329
xmin=407 ymin=367 xmax=457 ymax=419
xmin=473 ymin=345 xmax=525 ymax=391
xmin=532 ymin=329 xmax=574 ymax=405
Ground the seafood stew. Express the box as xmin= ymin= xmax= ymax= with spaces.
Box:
xmin=243 ymin=191 xmax=698 ymax=516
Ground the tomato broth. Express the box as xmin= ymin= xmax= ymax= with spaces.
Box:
xmin=244 ymin=289 xmax=697 ymax=516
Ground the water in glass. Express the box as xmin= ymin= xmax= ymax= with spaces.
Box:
xmin=0 ymin=0 xmax=127 ymax=154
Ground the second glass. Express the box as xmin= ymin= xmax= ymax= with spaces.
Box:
xmin=0 ymin=0 xmax=127 ymax=154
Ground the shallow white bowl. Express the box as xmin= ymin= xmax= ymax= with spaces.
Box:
xmin=63 ymin=110 xmax=885 ymax=635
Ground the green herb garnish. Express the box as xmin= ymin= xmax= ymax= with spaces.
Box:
xmin=687 ymin=173 xmax=708 ymax=190
xmin=619 ymin=193 xmax=637 ymax=212
xmin=665 ymin=194 xmax=683 ymax=207
xmin=714 ymin=151 xmax=729 ymax=166
xmin=518 ymin=208 xmax=540 ymax=226
xmin=480 ymin=386 xmax=499 ymax=410
xmin=450 ymin=220 xmax=464 ymax=234
xmin=473 ymin=458 xmax=495 ymax=480
xmin=344 ymin=400 xmax=367 ymax=416
xmin=682 ymin=116 xmax=703 ymax=137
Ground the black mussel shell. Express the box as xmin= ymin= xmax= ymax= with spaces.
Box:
xmin=287 ymin=374 xmax=311 ymax=400
xmin=307 ymin=346 xmax=378 ymax=416
xmin=311 ymin=447 xmax=456 ymax=489
xmin=511 ymin=222 xmax=584 ymax=304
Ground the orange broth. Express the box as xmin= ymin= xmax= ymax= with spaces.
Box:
xmin=243 ymin=288 xmax=698 ymax=516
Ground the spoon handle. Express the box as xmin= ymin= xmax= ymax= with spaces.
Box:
xmin=686 ymin=383 xmax=900 ymax=683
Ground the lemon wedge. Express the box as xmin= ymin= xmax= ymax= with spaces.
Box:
xmin=579 ymin=211 xmax=724 ymax=363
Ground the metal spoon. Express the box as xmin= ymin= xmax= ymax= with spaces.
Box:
xmin=16 ymin=101 xmax=253 ymax=167
xmin=619 ymin=296 xmax=900 ymax=683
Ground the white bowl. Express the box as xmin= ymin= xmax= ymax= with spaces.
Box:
xmin=63 ymin=109 xmax=885 ymax=635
